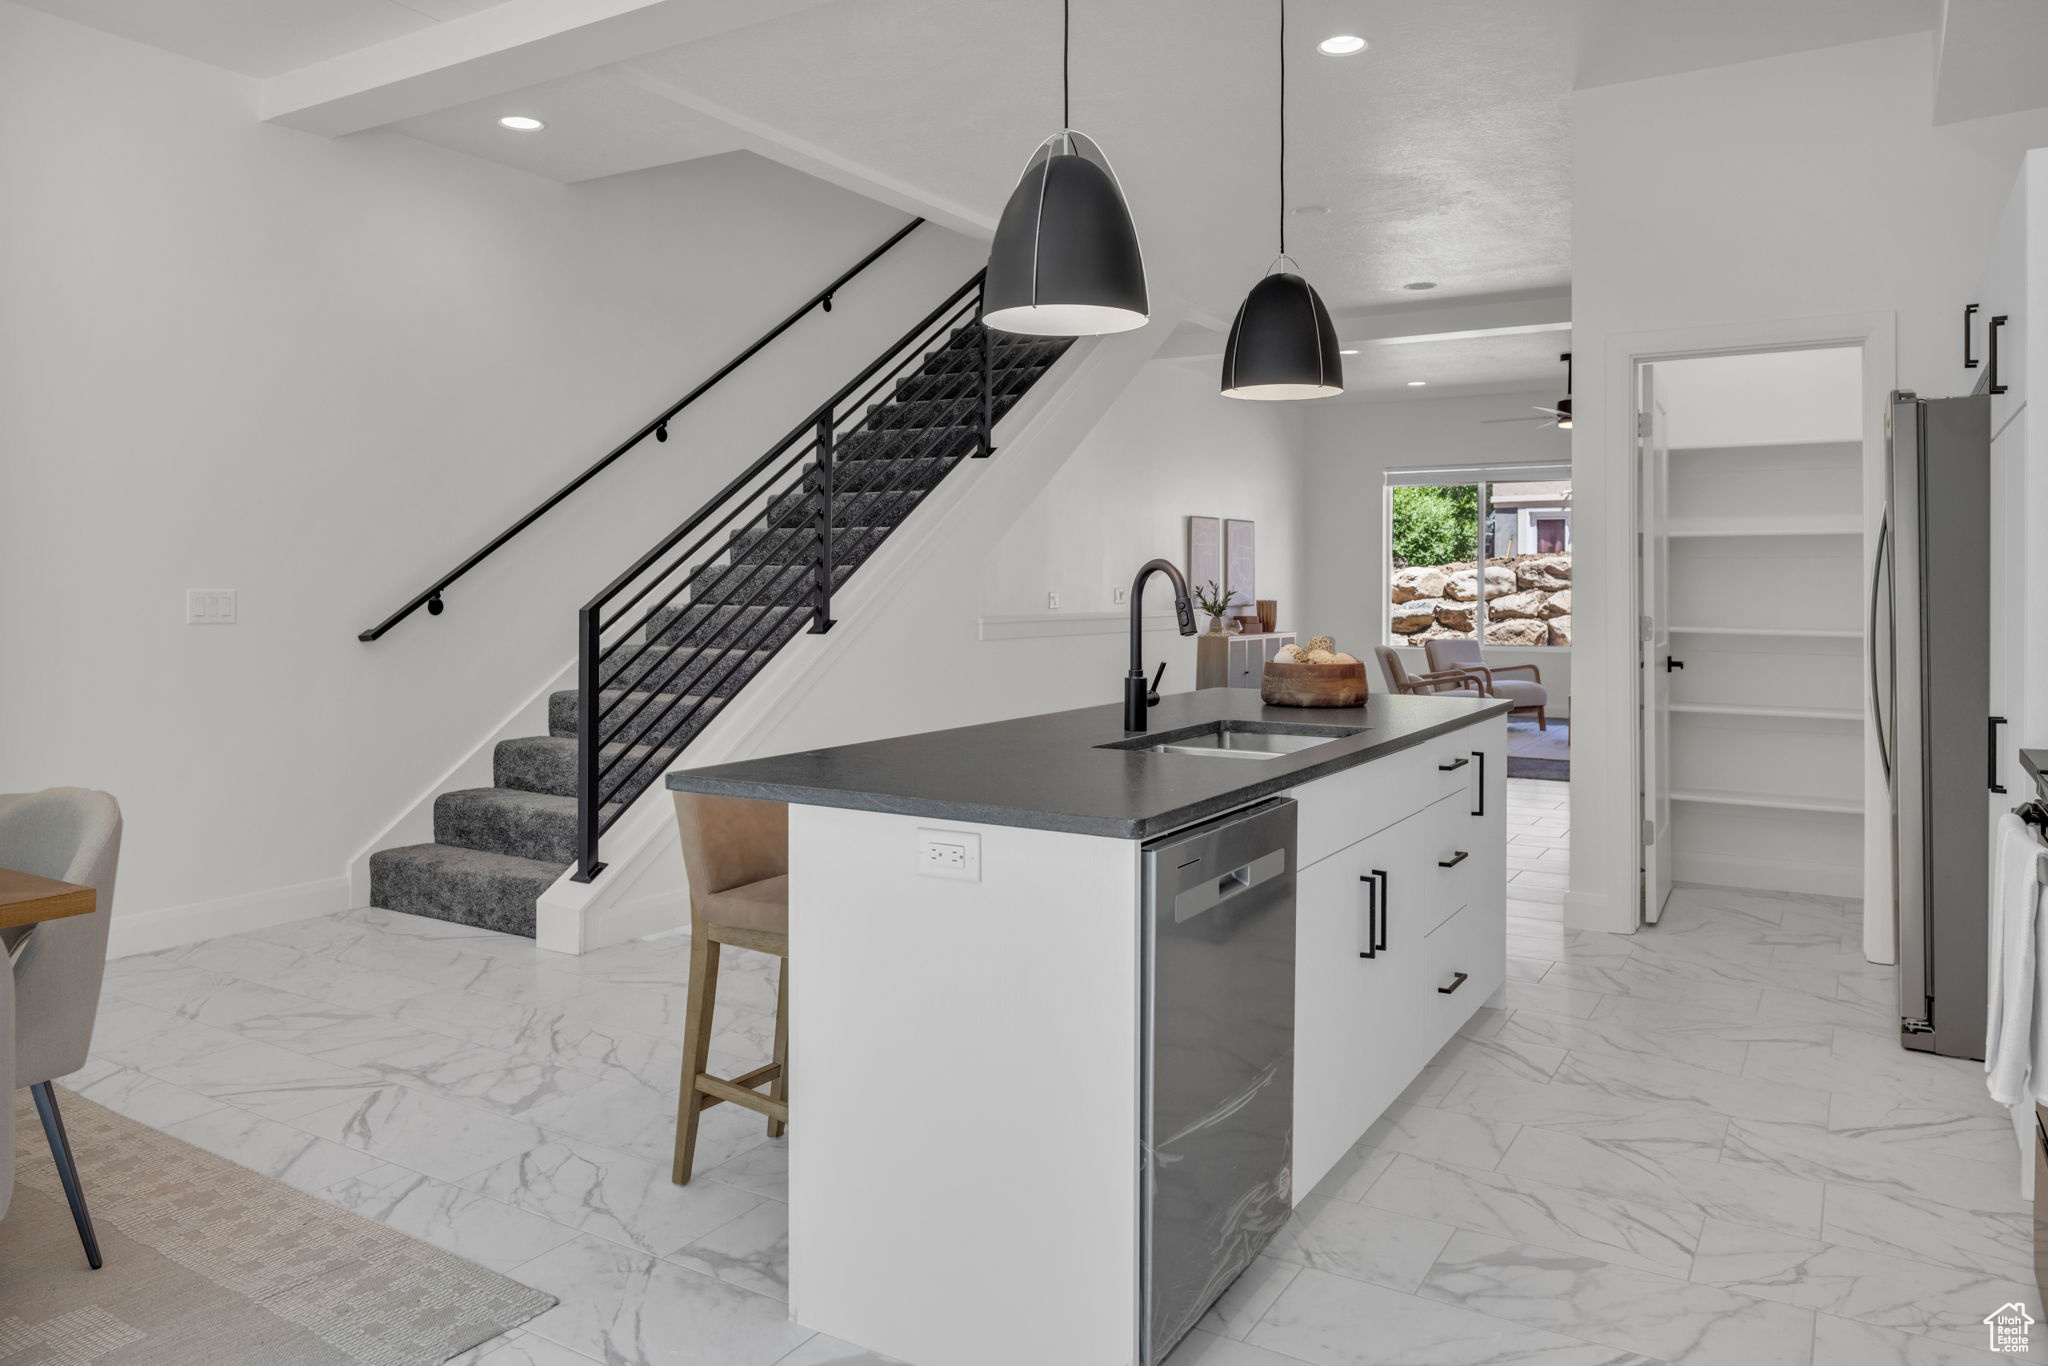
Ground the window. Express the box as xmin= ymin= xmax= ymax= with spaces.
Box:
xmin=1388 ymin=467 xmax=1571 ymax=649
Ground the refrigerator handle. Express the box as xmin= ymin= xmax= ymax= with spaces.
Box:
xmin=1990 ymin=716 xmax=2009 ymax=794
xmin=1990 ymin=314 xmax=2010 ymax=395
xmin=1868 ymin=506 xmax=1891 ymax=782
xmin=1964 ymin=303 xmax=1979 ymax=369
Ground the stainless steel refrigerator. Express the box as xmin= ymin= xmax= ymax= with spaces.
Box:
xmin=1878 ymin=391 xmax=1992 ymax=1059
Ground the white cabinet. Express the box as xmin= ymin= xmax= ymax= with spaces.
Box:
xmin=1968 ymin=165 xmax=2029 ymax=428
xmin=1291 ymin=717 xmax=1507 ymax=1195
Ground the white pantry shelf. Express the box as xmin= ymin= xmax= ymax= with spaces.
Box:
xmin=1669 ymin=624 xmax=1862 ymax=639
xmin=1665 ymin=517 xmax=1862 ymax=539
xmin=1670 ymin=788 xmax=1863 ymax=815
xmin=1669 ymin=702 xmax=1861 ymax=722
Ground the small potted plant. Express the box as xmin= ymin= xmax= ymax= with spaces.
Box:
xmin=1193 ymin=580 xmax=1235 ymax=634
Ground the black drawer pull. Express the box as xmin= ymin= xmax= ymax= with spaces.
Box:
xmin=1438 ymin=756 xmax=1469 ymax=772
xmin=1357 ymin=874 xmax=1378 ymax=959
xmin=1437 ymin=850 xmax=1469 ymax=868
xmin=1438 ymin=972 xmax=1469 ymax=995
xmin=1990 ymin=314 xmax=2009 ymax=395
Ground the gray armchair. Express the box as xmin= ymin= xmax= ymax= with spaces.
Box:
xmin=1374 ymin=645 xmax=1486 ymax=699
xmin=1423 ymin=638 xmax=1549 ymax=729
xmin=0 ymin=787 xmax=121 ymax=1268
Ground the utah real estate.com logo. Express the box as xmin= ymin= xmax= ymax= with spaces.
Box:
xmin=1987 ymin=1301 xmax=2035 ymax=1352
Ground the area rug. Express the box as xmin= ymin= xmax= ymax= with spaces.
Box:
xmin=1506 ymin=756 xmax=1571 ymax=781
xmin=1 ymin=1088 xmax=554 ymax=1365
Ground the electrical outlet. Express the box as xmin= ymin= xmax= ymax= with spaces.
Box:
xmin=186 ymin=589 xmax=237 ymax=625
xmin=1047 ymin=591 xmax=1060 ymax=610
xmin=917 ymin=828 xmax=981 ymax=881
xmin=1113 ymin=586 xmax=1129 ymax=605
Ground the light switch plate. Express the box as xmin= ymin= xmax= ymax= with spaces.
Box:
xmin=917 ymin=828 xmax=981 ymax=881
xmin=187 ymin=589 xmax=237 ymax=625
xmin=1047 ymin=591 xmax=1060 ymax=610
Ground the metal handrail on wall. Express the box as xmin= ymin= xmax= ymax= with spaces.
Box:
xmin=356 ymin=217 xmax=929 ymax=643
xmin=572 ymin=269 xmax=996 ymax=880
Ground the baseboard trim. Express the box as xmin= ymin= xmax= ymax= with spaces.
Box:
xmin=107 ymin=876 xmax=351 ymax=959
xmin=1671 ymin=852 xmax=1861 ymax=900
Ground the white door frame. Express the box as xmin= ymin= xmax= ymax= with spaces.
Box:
xmin=1574 ymin=311 xmax=1896 ymax=961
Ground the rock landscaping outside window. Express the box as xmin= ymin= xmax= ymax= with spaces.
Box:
xmin=1388 ymin=475 xmax=1572 ymax=647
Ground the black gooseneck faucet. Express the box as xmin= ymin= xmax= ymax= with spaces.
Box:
xmin=1125 ymin=558 xmax=1199 ymax=732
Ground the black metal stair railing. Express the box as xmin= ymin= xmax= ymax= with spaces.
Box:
xmin=571 ymin=270 xmax=1001 ymax=880
xmin=357 ymin=218 xmax=928 ymax=642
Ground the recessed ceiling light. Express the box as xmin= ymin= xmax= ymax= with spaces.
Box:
xmin=498 ymin=115 xmax=545 ymax=131
xmin=1318 ymin=34 xmax=1367 ymax=55
xmin=1403 ymin=280 xmax=1437 ymax=291
xmin=1340 ymin=349 xmax=1359 ymax=356
xmin=1407 ymin=380 xmax=1428 ymax=387
xmin=1292 ymin=203 xmax=1330 ymax=216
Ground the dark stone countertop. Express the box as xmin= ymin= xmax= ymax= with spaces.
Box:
xmin=666 ymin=688 xmax=1512 ymax=840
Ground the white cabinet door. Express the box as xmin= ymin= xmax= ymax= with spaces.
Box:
xmin=1974 ymin=167 xmax=2028 ymax=427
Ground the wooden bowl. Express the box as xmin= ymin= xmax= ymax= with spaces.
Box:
xmin=1260 ymin=660 xmax=1369 ymax=708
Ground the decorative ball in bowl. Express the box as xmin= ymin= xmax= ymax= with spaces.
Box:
xmin=1260 ymin=657 xmax=1369 ymax=708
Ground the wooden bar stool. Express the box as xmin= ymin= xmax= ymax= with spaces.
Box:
xmin=671 ymin=791 xmax=791 ymax=1186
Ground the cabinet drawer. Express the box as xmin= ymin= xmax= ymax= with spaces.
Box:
xmin=1292 ymin=728 xmax=1485 ymax=870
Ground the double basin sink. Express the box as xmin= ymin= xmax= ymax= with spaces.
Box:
xmin=1096 ymin=719 xmax=1367 ymax=762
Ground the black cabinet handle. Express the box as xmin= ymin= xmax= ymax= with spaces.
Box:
xmin=1438 ymin=972 xmax=1469 ymax=995
xmin=1965 ymin=303 xmax=1980 ymax=369
xmin=1472 ymin=750 xmax=1485 ymax=817
xmin=1991 ymin=715 xmax=2009 ymax=794
xmin=1438 ymin=756 xmax=1469 ymax=772
xmin=1358 ymin=874 xmax=1378 ymax=959
xmin=1666 ymin=657 xmax=1685 ymax=672
xmin=1990 ymin=314 xmax=2009 ymax=395
xmin=1438 ymin=850 xmax=1470 ymax=868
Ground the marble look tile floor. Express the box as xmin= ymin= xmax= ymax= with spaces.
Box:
xmin=73 ymin=777 xmax=2026 ymax=1365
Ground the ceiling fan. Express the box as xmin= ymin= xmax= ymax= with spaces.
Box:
xmin=1482 ymin=351 xmax=1572 ymax=428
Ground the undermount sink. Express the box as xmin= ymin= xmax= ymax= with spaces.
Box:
xmin=1097 ymin=719 xmax=1367 ymax=761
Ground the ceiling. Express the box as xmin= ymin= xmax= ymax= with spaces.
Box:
xmin=31 ymin=0 xmax=1983 ymax=397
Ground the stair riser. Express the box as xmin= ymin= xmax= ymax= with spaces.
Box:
xmin=730 ymin=524 xmax=889 ymax=568
xmin=761 ymin=486 xmax=927 ymax=530
xmin=648 ymin=599 xmax=812 ymax=649
xmin=894 ymin=365 xmax=1045 ymax=404
xmin=549 ymin=689 xmax=727 ymax=746
xmin=864 ymin=394 xmax=1018 ymax=432
xmin=600 ymin=642 xmax=770 ymax=695
xmin=834 ymin=428 xmax=981 ymax=464
xmin=921 ymin=341 xmax=1066 ymax=375
xmin=369 ymin=851 xmax=552 ymax=938
xmin=688 ymin=561 xmax=855 ymax=608
xmin=496 ymin=736 xmax=659 ymax=800
xmin=435 ymin=791 xmax=578 ymax=865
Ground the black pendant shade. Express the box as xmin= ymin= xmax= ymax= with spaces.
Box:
xmin=985 ymin=132 xmax=1149 ymax=337
xmin=1221 ymin=271 xmax=1343 ymax=399
xmin=1221 ymin=0 xmax=1342 ymax=400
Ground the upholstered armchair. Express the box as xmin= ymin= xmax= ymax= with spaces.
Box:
xmin=0 ymin=787 xmax=122 ymax=1268
xmin=1423 ymin=638 xmax=1549 ymax=728
xmin=1373 ymin=645 xmax=1486 ymax=698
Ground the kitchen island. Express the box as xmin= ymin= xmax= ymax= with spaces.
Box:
xmin=668 ymin=688 xmax=1510 ymax=1366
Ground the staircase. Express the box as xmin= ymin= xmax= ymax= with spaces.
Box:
xmin=368 ymin=272 xmax=1069 ymax=937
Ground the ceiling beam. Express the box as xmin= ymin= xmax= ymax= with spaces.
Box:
xmin=261 ymin=0 xmax=839 ymax=136
xmin=1152 ymin=289 xmax=1572 ymax=361
xmin=1934 ymin=0 xmax=2048 ymax=125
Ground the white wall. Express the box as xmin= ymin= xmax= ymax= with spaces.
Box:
xmin=982 ymin=360 xmax=1306 ymax=650
xmin=0 ymin=3 xmax=985 ymax=931
xmin=1567 ymin=32 xmax=2048 ymax=934
xmin=1299 ymin=390 xmax=1575 ymax=713
xmin=1656 ymin=347 xmax=1864 ymax=447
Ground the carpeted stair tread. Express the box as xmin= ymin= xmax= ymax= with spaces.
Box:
xmin=368 ymin=842 xmax=566 ymax=937
xmin=548 ymin=687 xmax=726 ymax=743
xmin=892 ymin=363 xmax=1048 ymax=404
xmin=920 ymin=340 xmax=1066 ymax=375
xmin=865 ymin=394 xmax=1019 ymax=431
xmin=434 ymin=786 xmax=583 ymax=863
xmin=689 ymin=559 xmax=855 ymax=607
xmin=731 ymin=524 xmax=889 ymax=566
xmin=599 ymin=640 xmax=774 ymax=695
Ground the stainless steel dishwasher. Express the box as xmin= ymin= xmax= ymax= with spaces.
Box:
xmin=1140 ymin=798 xmax=1296 ymax=1365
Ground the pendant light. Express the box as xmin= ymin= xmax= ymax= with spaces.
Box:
xmin=1221 ymin=0 xmax=1343 ymax=400
xmin=983 ymin=0 xmax=1149 ymax=336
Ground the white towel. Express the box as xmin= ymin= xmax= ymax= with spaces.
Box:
xmin=1986 ymin=813 xmax=2046 ymax=1105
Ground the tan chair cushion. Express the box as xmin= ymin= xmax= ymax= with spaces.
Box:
xmin=1491 ymin=679 xmax=1548 ymax=708
xmin=673 ymin=792 xmax=787 ymax=898
xmin=699 ymin=874 xmax=789 ymax=935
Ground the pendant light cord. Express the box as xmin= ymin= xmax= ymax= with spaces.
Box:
xmin=1062 ymin=0 xmax=1071 ymax=131
xmin=1278 ymin=0 xmax=1286 ymax=257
